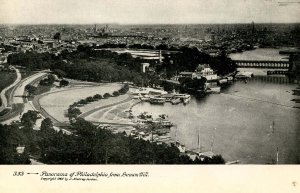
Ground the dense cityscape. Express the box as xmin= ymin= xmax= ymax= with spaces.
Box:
xmin=0 ymin=22 xmax=299 ymax=164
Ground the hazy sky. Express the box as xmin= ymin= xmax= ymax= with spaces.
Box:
xmin=0 ymin=0 xmax=299 ymax=24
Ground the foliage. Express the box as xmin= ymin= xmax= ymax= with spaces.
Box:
xmin=37 ymin=118 xmax=225 ymax=164
xmin=25 ymin=84 xmax=37 ymax=96
xmin=0 ymin=71 xmax=17 ymax=106
xmin=7 ymin=48 xmax=145 ymax=84
xmin=93 ymin=94 xmax=102 ymax=100
xmin=178 ymin=77 xmax=207 ymax=91
xmin=66 ymin=84 xmax=129 ymax=118
xmin=0 ymin=115 xmax=225 ymax=165
xmin=159 ymin=47 xmax=236 ymax=78
xmin=67 ymin=107 xmax=81 ymax=120
xmin=0 ymin=71 xmax=17 ymax=92
xmin=40 ymin=118 xmax=53 ymax=132
xmin=21 ymin=110 xmax=39 ymax=129
xmin=0 ymin=124 xmax=30 ymax=164
xmin=59 ymin=79 xmax=69 ymax=87
xmin=112 ymin=91 xmax=120 ymax=97
xmin=118 ymin=84 xmax=129 ymax=94
xmin=39 ymin=74 xmax=55 ymax=86
xmin=103 ymin=93 xmax=111 ymax=98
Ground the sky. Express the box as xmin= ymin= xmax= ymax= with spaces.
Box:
xmin=0 ymin=0 xmax=299 ymax=24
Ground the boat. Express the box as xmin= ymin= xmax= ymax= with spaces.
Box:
xmin=174 ymin=93 xmax=191 ymax=99
xmin=227 ymin=76 xmax=233 ymax=81
xmin=206 ymin=86 xmax=221 ymax=94
xmin=182 ymin=95 xmax=191 ymax=104
xmin=218 ymin=78 xmax=228 ymax=84
xmin=149 ymin=97 xmax=165 ymax=104
xmin=161 ymin=93 xmax=175 ymax=102
xmin=140 ymin=94 xmax=150 ymax=101
xmin=132 ymin=88 xmax=149 ymax=95
xmin=152 ymin=119 xmax=173 ymax=127
xmin=235 ymin=71 xmax=253 ymax=79
xmin=171 ymin=98 xmax=181 ymax=105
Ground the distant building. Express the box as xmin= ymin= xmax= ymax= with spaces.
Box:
xmin=195 ymin=64 xmax=218 ymax=81
xmin=141 ymin=63 xmax=150 ymax=73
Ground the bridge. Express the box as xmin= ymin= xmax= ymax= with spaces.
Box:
xmin=233 ymin=60 xmax=290 ymax=69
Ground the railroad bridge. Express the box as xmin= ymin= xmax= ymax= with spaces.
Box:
xmin=233 ymin=60 xmax=290 ymax=69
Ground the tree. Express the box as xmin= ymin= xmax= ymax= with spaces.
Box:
xmin=0 ymin=124 xmax=30 ymax=164
xmin=21 ymin=110 xmax=39 ymax=129
xmin=67 ymin=107 xmax=81 ymax=120
xmin=112 ymin=91 xmax=120 ymax=97
xmin=40 ymin=118 xmax=54 ymax=134
xmin=25 ymin=85 xmax=37 ymax=96
xmin=93 ymin=94 xmax=102 ymax=100
xmin=103 ymin=93 xmax=111 ymax=98
xmin=59 ymin=79 xmax=69 ymax=87
xmin=39 ymin=74 xmax=55 ymax=86
xmin=86 ymin=96 xmax=94 ymax=103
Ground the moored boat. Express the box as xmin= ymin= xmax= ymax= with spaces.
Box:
xmin=206 ymin=86 xmax=221 ymax=94
xmin=171 ymin=98 xmax=181 ymax=105
xmin=183 ymin=97 xmax=191 ymax=104
xmin=149 ymin=97 xmax=166 ymax=104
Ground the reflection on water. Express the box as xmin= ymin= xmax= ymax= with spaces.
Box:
xmin=132 ymin=75 xmax=300 ymax=164
xmin=251 ymin=75 xmax=294 ymax=84
xmin=229 ymin=48 xmax=289 ymax=61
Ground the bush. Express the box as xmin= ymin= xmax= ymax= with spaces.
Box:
xmin=103 ymin=93 xmax=111 ymax=98
xmin=86 ymin=96 xmax=94 ymax=103
xmin=112 ymin=91 xmax=120 ymax=97
xmin=93 ymin=94 xmax=102 ymax=100
xmin=78 ymin=99 xmax=88 ymax=105
xmin=39 ymin=74 xmax=55 ymax=86
xmin=25 ymin=84 xmax=37 ymax=96
xmin=59 ymin=79 xmax=69 ymax=87
xmin=119 ymin=84 xmax=129 ymax=94
xmin=67 ymin=107 xmax=81 ymax=119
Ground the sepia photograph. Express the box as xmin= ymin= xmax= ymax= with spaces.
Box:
xmin=0 ymin=0 xmax=300 ymax=191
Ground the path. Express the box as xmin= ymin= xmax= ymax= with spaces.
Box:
xmin=79 ymin=94 xmax=133 ymax=118
xmin=0 ymin=71 xmax=48 ymax=123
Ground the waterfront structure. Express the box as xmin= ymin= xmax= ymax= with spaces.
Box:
xmin=132 ymin=87 xmax=168 ymax=96
xmin=178 ymin=71 xmax=196 ymax=79
xmin=195 ymin=64 xmax=218 ymax=80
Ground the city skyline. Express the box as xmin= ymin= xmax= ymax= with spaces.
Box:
xmin=0 ymin=0 xmax=300 ymax=24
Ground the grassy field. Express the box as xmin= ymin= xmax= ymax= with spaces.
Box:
xmin=39 ymin=83 xmax=123 ymax=122
xmin=0 ymin=71 xmax=17 ymax=106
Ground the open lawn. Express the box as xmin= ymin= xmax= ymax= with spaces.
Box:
xmin=39 ymin=83 xmax=123 ymax=123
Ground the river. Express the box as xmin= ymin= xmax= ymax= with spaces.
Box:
xmin=132 ymin=48 xmax=300 ymax=164
xmin=229 ymin=48 xmax=289 ymax=61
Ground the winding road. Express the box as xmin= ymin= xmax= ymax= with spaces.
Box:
xmin=0 ymin=67 xmax=21 ymax=112
xmin=0 ymin=71 xmax=48 ymax=123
